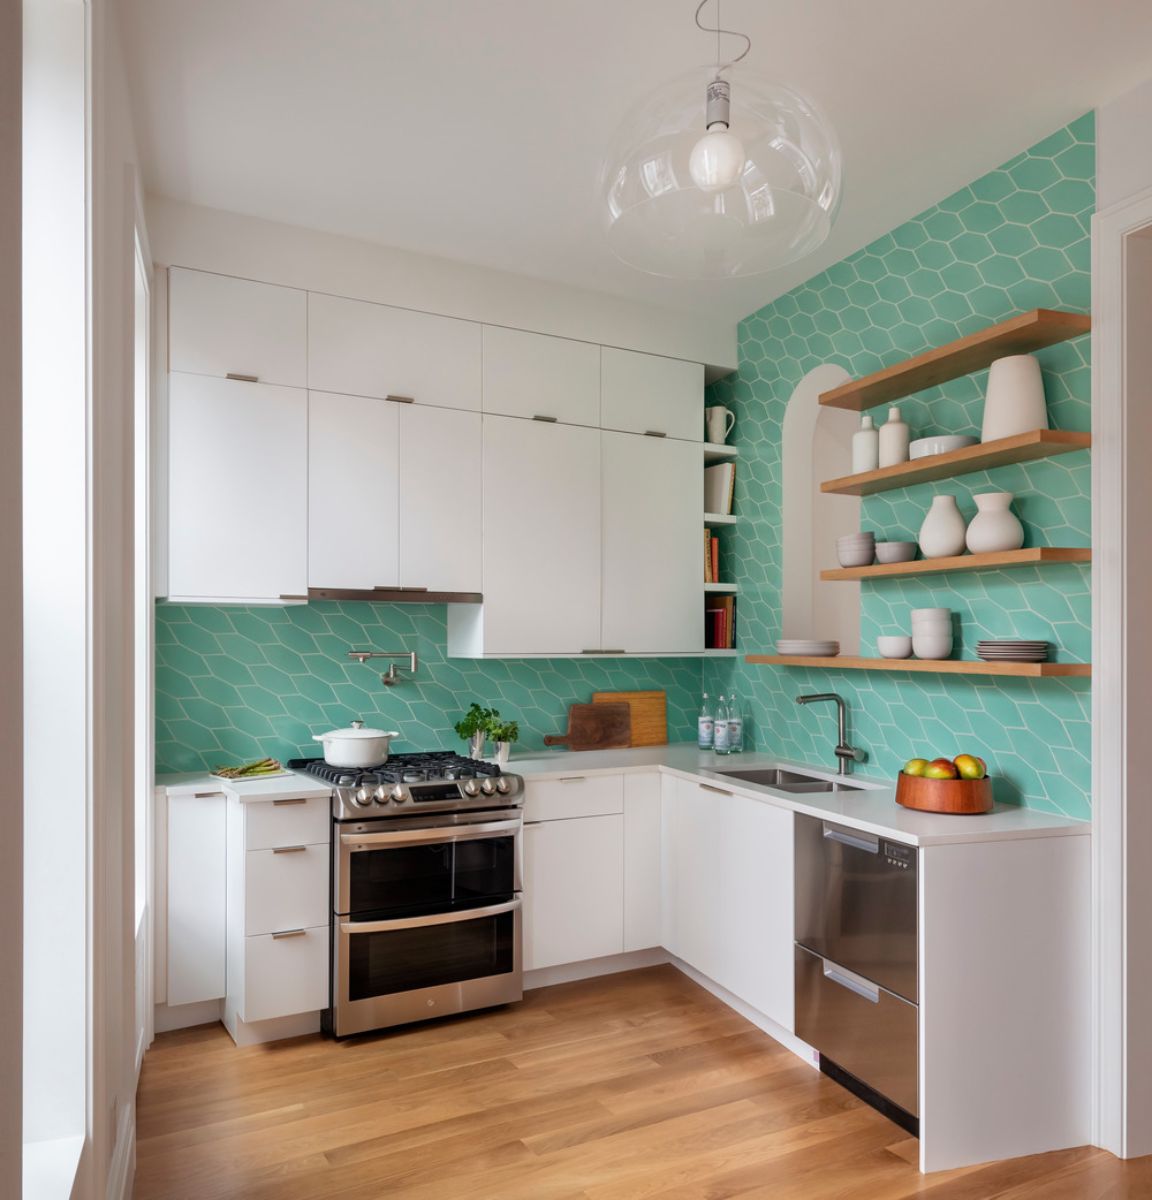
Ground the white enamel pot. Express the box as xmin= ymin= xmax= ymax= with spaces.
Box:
xmin=312 ymin=720 xmax=399 ymax=768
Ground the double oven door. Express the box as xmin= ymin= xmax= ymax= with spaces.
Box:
xmin=332 ymin=808 xmax=523 ymax=1037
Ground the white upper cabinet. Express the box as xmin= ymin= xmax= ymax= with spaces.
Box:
xmin=308 ymin=293 xmax=481 ymax=411
xmin=399 ymin=404 xmax=482 ymax=593
xmin=168 ymin=374 xmax=307 ymax=601
xmin=168 ymin=268 xmax=307 ymax=387
xmin=601 ymin=431 xmax=703 ymax=653
xmin=600 ymin=347 xmax=705 ymax=442
xmin=307 ymin=391 xmax=401 ymax=590
xmin=482 ymin=326 xmax=601 ymax=426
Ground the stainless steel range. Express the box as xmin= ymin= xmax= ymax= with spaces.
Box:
xmin=290 ymin=753 xmax=525 ymax=1038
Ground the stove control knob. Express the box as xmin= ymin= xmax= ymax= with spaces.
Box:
xmin=462 ymin=780 xmax=480 ymax=797
xmin=480 ymin=778 xmax=496 ymax=795
xmin=372 ymin=786 xmax=390 ymax=805
xmin=353 ymin=786 xmax=373 ymax=807
xmin=495 ymin=777 xmax=511 ymax=794
xmin=389 ymin=786 xmax=408 ymax=804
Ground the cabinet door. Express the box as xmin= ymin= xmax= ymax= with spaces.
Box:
xmin=482 ymin=326 xmax=600 ymax=426
xmin=661 ymin=777 xmax=725 ymax=979
xmin=601 ymin=347 xmax=704 ymax=441
xmin=524 ymin=815 xmax=624 ymax=970
xmin=307 ymin=390 xmax=400 ymax=589
xmin=623 ymin=773 xmax=662 ymax=952
xmin=167 ymin=792 xmax=226 ymax=1006
xmin=169 ymin=268 xmax=306 ymax=387
xmin=399 ymin=404 xmax=482 ymax=592
xmin=479 ymin=416 xmax=601 ymax=654
xmin=168 ymin=374 xmax=307 ymax=601
xmin=601 ymin=432 xmax=702 ymax=653
xmin=242 ymin=926 xmax=329 ymax=1022
xmin=308 ymin=293 xmax=481 ymax=411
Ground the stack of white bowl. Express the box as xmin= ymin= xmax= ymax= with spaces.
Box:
xmin=837 ymin=532 xmax=875 ymax=568
xmin=911 ymin=607 xmax=953 ymax=660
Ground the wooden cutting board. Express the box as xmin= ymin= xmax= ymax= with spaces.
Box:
xmin=543 ymin=703 xmax=632 ymax=751
xmin=591 ymin=690 xmax=667 ymax=747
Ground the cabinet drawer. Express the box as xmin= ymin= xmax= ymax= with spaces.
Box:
xmin=522 ymin=774 xmax=624 ymax=823
xmin=244 ymin=797 xmax=330 ymax=850
xmin=242 ymin=925 xmax=330 ymax=1023
xmin=244 ymin=844 xmax=329 ymax=936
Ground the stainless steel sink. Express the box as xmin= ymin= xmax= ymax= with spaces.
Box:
xmin=712 ymin=767 xmax=866 ymax=793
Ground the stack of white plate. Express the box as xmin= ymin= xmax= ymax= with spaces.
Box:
xmin=976 ymin=640 xmax=1049 ymax=662
xmin=776 ymin=639 xmax=840 ymax=657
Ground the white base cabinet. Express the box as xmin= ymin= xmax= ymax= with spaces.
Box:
xmin=623 ymin=773 xmax=663 ymax=952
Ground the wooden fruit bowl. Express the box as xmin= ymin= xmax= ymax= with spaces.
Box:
xmin=896 ymin=771 xmax=993 ymax=814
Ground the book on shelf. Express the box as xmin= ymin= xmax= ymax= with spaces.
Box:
xmin=704 ymin=527 xmax=712 ymax=582
xmin=711 ymin=537 xmax=719 ymax=584
xmin=704 ymin=462 xmax=736 ymax=515
xmin=704 ymin=594 xmax=737 ymax=650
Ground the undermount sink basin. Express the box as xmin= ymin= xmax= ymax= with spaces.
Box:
xmin=712 ymin=767 xmax=866 ymax=794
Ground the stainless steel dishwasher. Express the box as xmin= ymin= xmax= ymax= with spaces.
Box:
xmin=794 ymin=814 xmax=919 ymax=1131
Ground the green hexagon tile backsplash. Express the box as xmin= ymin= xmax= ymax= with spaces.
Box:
xmin=703 ymin=113 xmax=1093 ymax=819
xmin=155 ymin=601 xmax=702 ymax=774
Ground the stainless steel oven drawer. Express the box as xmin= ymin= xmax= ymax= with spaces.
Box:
xmin=794 ymin=944 xmax=918 ymax=1117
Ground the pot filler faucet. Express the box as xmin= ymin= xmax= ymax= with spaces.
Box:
xmin=796 ymin=692 xmax=866 ymax=776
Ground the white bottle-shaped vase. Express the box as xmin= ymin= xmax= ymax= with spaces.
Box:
xmin=878 ymin=405 xmax=910 ymax=468
xmin=918 ymin=495 xmax=968 ymax=558
xmin=965 ymin=492 xmax=1025 ymax=553
xmin=852 ymin=413 xmax=879 ymax=474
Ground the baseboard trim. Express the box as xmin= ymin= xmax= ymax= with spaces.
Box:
xmin=153 ymin=998 xmax=223 ymax=1033
xmin=223 ymin=1009 xmax=322 ymax=1047
xmin=524 ymin=947 xmax=669 ymax=990
xmin=107 ymin=1100 xmax=135 ymax=1200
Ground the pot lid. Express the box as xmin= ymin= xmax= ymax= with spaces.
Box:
xmin=313 ymin=719 xmax=399 ymax=740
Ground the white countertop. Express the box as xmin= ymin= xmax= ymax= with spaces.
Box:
xmin=158 ymin=744 xmax=1090 ymax=847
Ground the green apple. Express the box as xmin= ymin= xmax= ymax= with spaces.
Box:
xmin=925 ymin=757 xmax=960 ymax=780
xmin=903 ymin=758 xmax=930 ymax=777
xmin=953 ymin=754 xmax=988 ymax=780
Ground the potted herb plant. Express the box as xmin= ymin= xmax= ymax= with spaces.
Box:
xmin=454 ymin=703 xmax=497 ymax=760
xmin=490 ymin=718 xmax=520 ymax=766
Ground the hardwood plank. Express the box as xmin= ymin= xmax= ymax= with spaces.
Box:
xmin=744 ymin=655 xmax=1092 ymax=677
xmin=821 ymin=547 xmax=1091 ymax=581
xmin=818 ymin=310 xmax=1091 ymax=412
xmin=820 ymin=429 xmax=1091 ymax=496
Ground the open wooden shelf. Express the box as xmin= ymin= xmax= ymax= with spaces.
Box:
xmin=705 ymin=512 xmax=738 ymax=526
xmin=703 ymin=444 xmax=739 ymax=465
xmin=821 ymin=429 xmax=1091 ymax=497
xmin=705 ymin=582 xmax=739 ymax=594
xmin=819 ymin=309 xmax=1091 ymax=412
xmin=745 ymin=654 xmax=1090 ymax=678
xmin=821 ymin=546 xmax=1091 ymax=581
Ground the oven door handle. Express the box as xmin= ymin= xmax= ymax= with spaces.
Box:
xmin=340 ymin=897 xmax=522 ymax=934
xmin=340 ymin=818 xmax=522 ymax=849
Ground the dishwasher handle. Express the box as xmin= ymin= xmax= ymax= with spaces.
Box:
xmin=822 ymin=821 xmax=880 ymax=854
xmin=823 ymin=959 xmax=881 ymax=1003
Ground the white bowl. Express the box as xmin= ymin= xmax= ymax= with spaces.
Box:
xmin=837 ymin=547 xmax=875 ymax=568
xmin=912 ymin=633 xmax=954 ymax=660
xmin=877 ymin=636 xmax=913 ymax=659
xmin=909 ymin=435 xmax=979 ymax=460
xmin=874 ymin=541 xmax=917 ymax=564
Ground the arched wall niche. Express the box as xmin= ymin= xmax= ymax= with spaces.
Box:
xmin=780 ymin=364 xmax=862 ymax=652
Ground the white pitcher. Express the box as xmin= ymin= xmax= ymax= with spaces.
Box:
xmin=705 ymin=406 xmax=736 ymax=445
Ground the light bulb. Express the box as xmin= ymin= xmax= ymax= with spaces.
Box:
xmin=688 ymin=125 xmax=746 ymax=193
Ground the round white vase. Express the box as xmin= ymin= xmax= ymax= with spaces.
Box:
xmin=918 ymin=495 xmax=968 ymax=558
xmin=965 ymin=492 xmax=1025 ymax=553
xmin=981 ymin=354 xmax=1049 ymax=442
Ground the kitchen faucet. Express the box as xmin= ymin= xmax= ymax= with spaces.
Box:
xmin=796 ymin=692 xmax=866 ymax=776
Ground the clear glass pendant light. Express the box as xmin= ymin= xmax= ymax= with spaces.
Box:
xmin=600 ymin=2 xmax=842 ymax=279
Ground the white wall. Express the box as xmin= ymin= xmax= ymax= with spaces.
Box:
xmin=1097 ymin=77 xmax=1152 ymax=212
xmin=145 ymin=195 xmax=738 ymax=375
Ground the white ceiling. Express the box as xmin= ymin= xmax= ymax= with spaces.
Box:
xmin=119 ymin=0 xmax=1152 ymax=324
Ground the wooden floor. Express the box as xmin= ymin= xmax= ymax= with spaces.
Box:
xmin=134 ymin=966 xmax=1150 ymax=1199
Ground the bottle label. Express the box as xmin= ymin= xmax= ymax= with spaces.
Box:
xmin=697 ymin=717 xmax=714 ymax=747
xmin=713 ymin=719 xmax=730 ymax=750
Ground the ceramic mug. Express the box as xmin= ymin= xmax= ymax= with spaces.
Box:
xmin=705 ymin=406 xmax=736 ymax=445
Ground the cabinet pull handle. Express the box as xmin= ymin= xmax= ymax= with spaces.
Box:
xmin=279 ymin=594 xmax=310 ymax=601
xmin=643 ymin=430 xmax=667 ymax=438
xmin=272 ymin=845 xmax=308 ymax=854
xmin=272 ymin=798 xmax=308 ymax=807
xmin=823 ymin=961 xmax=881 ymax=1003
xmin=225 ymin=372 xmax=259 ymax=383
xmin=192 ymin=791 xmax=223 ymax=799
xmin=580 ymin=649 xmax=625 ymax=655
xmin=386 ymin=394 xmax=415 ymax=404
xmin=699 ymin=783 xmax=733 ymax=797
xmin=271 ymin=928 xmax=306 ymax=940
xmin=532 ymin=414 xmax=558 ymax=422
xmin=558 ymin=777 xmax=586 ymax=784
xmin=377 ymin=585 xmax=428 ymax=593
xmin=822 ymin=824 xmax=880 ymax=854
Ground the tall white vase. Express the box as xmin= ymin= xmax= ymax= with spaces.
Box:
xmin=981 ymin=354 xmax=1049 ymax=442
xmin=965 ymin=492 xmax=1025 ymax=553
xmin=918 ymin=495 xmax=968 ymax=558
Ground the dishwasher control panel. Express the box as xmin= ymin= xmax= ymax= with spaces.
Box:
xmin=884 ymin=841 xmax=914 ymax=870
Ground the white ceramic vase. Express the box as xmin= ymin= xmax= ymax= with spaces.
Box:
xmin=918 ymin=495 xmax=968 ymax=558
xmin=965 ymin=492 xmax=1025 ymax=553
xmin=981 ymin=354 xmax=1049 ymax=442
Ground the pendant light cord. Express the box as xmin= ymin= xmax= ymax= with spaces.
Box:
xmin=694 ymin=0 xmax=751 ymax=75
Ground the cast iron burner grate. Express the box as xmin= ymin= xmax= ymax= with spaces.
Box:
xmin=288 ymin=752 xmax=503 ymax=787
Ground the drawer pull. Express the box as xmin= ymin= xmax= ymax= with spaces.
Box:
xmin=699 ymin=783 xmax=732 ymax=797
xmin=558 ymin=777 xmax=586 ymax=784
xmin=192 ymin=791 xmax=223 ymax=799
xmin=225 ymin=372 xmax=259 ymax=383
xmin=272 ymin=845 xmax=308 ymax=854
xmin=643 ymin=429 xmax=667 ymax=438
xmin=532 ymin=414 xmax=558 ymax=422
xmin=386 ymin=393 xmax=415 ymax=404
xmin=580 ymin=649 xmax=626 ymax=655
xmin=271 ymin=928 xmax=307 ymax=940
xmin=823 ymin=961 xmax=880 ymax=1003
xmin=272 ymin=798 xmax=308 ymax=807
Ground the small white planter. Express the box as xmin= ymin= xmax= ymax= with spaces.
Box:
xmin=966 ymin=492 xmax=1025 ymax=553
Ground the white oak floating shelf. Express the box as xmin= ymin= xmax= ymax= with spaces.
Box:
xmin=744 ymin=654 xmax=1091 ymax=678
xmin=705 ymin=512 xmax=739 ymax=525
xmin=818 ymin=308 xmax=1092 ymax=413
xmin=821 ymin=429 xmax=1092 ymax=497
xmin=821 ymin=547 xmax=1092 ymax=581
